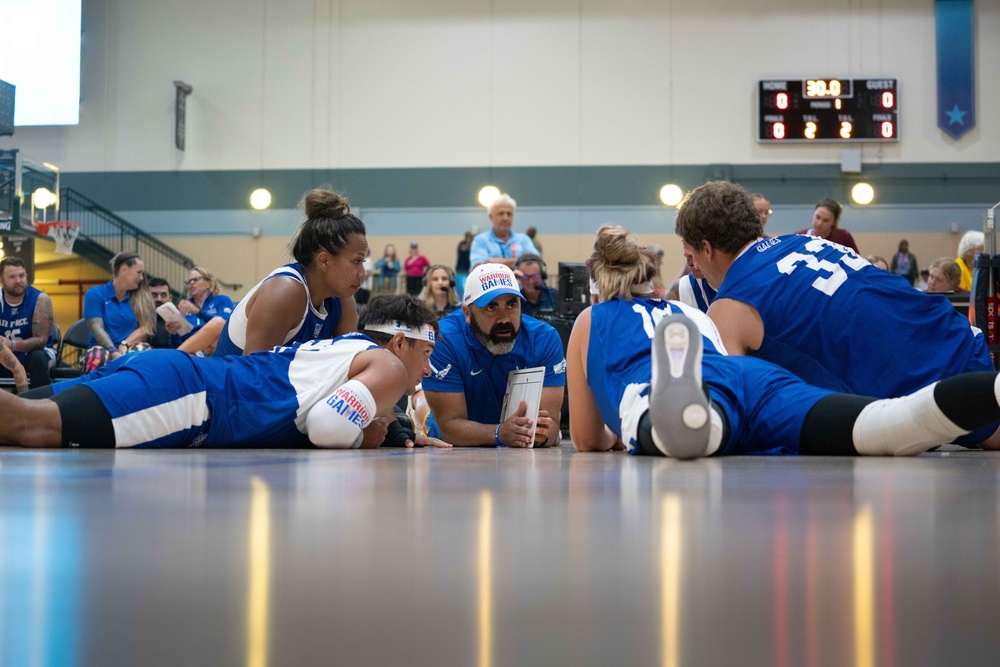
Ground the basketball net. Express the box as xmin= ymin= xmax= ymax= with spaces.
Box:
xmin=37 ymin=221 xmax=81 ymax=255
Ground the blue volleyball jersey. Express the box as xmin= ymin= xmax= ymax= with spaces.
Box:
xmin=715 ymin=235 xmax=991 ymax=397
xmin=677 ymin=274 xmax=717 ymax=313
xmin=587 ymin=297 xmax=833 ymax=456
xmin=214 ymin=263 xmax=343 ymax=357
xmin=423 ymin=309 xmax=566 ymax=437
xmin=54 ymin=334 xmax=379 ymax=448
xmin=1 ymin=286 xmax=56 ymax=362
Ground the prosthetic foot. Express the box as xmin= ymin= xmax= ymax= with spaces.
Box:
xmin=649 ymin=314 xmax=712 ymax=459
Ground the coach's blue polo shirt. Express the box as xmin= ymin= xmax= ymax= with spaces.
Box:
xmin=83 ymin=281 xmax=140 ymax=347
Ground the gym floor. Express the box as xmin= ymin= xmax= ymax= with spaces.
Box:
xmin=2 ymin=444 xmax=999 ymax=666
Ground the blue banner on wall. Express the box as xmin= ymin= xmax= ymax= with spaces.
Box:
xmin=936 ymin=0 xmax=976 ymax=139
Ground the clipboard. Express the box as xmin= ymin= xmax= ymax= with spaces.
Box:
xmin=156 ymin=302 xmax=194 ymax=336
xmin=500 ymin=366 xmax=545 ymax=448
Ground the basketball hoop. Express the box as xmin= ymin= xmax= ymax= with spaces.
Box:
xmin=36 ymin=220 xmax=82 ymax=255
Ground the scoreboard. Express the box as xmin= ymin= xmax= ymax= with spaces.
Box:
xmin=757 ymin=78 xmax=898 ymax=143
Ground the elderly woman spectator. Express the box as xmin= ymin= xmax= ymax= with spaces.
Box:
xmin=83 ymin=251 xmax=155 ymax=369
xmin=956 ymin=230 xmax=984 ymax=292
xmin=926 ymin=257 xmax=963 ymax=293
xmin=890 ymin=239 xmax=918 ymax=285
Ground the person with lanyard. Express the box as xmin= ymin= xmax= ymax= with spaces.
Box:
xmin=469 ymin=193 xmax=539 ymax=269
xmin=214 ymin=187 xmax=366 ymax=357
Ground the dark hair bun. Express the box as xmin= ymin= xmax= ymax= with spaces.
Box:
xmin=303 ymin=187 xmax=351 ymax=220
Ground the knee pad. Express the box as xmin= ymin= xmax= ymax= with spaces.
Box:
xmin=306 ymin=379 xmax=377 ymax=448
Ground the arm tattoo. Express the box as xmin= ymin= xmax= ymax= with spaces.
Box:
xmin=86 ymin=317 xmax=115 ymax=349
xmin=22 ymin=295 xmax=54 ymax=353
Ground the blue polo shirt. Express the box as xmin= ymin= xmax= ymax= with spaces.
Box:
xmin=469 ymin=230 xmax=539 ymax=267
xmin=423 ymin=309 xmax=566 ymax=439
xmin=83 ymin=281 xmax=140 ymax=348
xmin=172 ymin=292 xmax=236 ymax=347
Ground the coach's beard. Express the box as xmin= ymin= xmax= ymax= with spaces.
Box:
xmin=471 ymin=317 xmax=519 ymax=356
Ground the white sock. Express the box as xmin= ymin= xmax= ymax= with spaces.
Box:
xmin=852 ymin=382 xmax=968 ymax=456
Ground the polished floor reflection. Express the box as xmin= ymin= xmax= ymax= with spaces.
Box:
xmin=2 ymin=446 xmax=1000 ymax=666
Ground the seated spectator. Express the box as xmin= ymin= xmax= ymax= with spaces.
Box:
xmin=148 ymin=278 xmax=174 ymax=349
xmin=0 ymin=256 xmax=56 ymax=390
xmin=956 ymin=230 xmax=984 ymax=291
xmin=170 ymin=267 xmax=234 ymax=355
xmin=926 ymin=257 xmax=963 ymax=293
xmin=214 ymin=187 xmax=365 ymax=356
xmin=514 ymin=253 xmax=558 ymax=316
xmin=915 ymin=268 xmax=930 ymax=291
xmin=418 ymin=264 xmax=460 ymax=317
xmin=83 ymin=251 xmax=155 ymax=370
xmin=798 ymin=197 xmax=859 ymax=253
xmin=455 ymin=231 xmax=473 ymax=298
xmin=866 ymin=255 xmax=889 ymax=271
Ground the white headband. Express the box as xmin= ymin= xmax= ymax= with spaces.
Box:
xmin=365 ymin=322 xmax=436 ymax=342
xmin=589 ymin=278 xmax=656 ymax=297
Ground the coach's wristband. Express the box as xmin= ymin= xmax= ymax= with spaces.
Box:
xmin=494 ymin=424 xmax=504 ymax=447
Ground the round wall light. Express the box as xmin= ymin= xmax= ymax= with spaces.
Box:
xmin=478 ymin=186 xmax=501 ymax=208
xmin=250 ymin=188 xmax=272 ymax=210
xmin=659 ymin=184 xmax=684 ymax=207
xmin=851 ymin=182 xmax=875 ymax=206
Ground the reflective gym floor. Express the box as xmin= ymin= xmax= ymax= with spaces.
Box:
xmin=2 ymin=444 xmax=1000 ymax=666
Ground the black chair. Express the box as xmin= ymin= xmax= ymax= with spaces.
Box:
xmin=50 ymin=318 xmax=92 ymax=381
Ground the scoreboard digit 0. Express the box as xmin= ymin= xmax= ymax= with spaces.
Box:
xmin=758 ymin=78 xmax=898 ymax=143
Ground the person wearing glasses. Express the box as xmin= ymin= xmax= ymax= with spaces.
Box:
xmin=165 ymin=267 xmax=234 ymax=355
xmin=214 ymin=187 xmax=367 ymax=357
xmin=514 ymin=253 xmax=558 ymax=317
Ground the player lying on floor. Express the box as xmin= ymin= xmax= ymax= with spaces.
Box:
xmin=0 ymin=295 xmax=449 ymax=450
xmin=566 ymin=225 xmax=1000 ymax=458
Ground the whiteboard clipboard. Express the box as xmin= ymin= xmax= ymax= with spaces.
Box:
xmin=156 ymin=302 xmax=194 ymax=336
xmin=500 ymin=366 xmax=545 ymax=448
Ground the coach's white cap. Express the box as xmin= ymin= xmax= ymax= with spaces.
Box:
xmin=463 ymin=263 xmax=523 ymax=308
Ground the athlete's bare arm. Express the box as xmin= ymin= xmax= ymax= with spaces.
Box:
xmin=566 ymin=307 xmax=618 ymax=452
xmin=18 ymin=293 xmax=53 ymax=353
xmin=241 ymin=277 xmax=310 ymax=354
xmin=333 ymin=295 xmax=360 ymax=337
xmin=0 ymin=337 xmax=29 ymax=390
xmin=706 ymin=298 xmax=765 ymax=356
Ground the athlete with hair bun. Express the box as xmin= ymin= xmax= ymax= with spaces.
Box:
xmin=566 ymin=224 xmax=1000 ymax=459
xmin=214 ymin=186 xmax=368 ymax=357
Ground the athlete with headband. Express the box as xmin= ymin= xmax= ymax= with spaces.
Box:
xmin=1 ymin=295 xmax=450 ymax=450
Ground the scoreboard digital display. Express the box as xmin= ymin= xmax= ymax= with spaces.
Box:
xmin=757 ymin=78 xmax=899 ymax=143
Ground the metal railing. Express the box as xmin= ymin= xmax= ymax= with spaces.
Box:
xmin=58 ymin=187 xmax=240 ymax=295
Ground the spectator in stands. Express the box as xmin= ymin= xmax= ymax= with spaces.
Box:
xmin=170 ymin=266 xmax=234 ymax=355
xmin=798 ymin=197 xmax=859 ymax=253
xmin=514 ymin=253 xmax=558 ymax=317
xmin=214 ymin=187 xmax=366 ymax=357
xmin=890 ymin=239 xmax=919 ymax=285
xmin=470 ymin=194 xmax=539 ymax=269
xmin=403 ymin=242 xmax=430 ymax=296
xmin=956 ymin=230 xmax=984 ymax=292
xmin=525 ymin=226 xmax=543 ymax=256
xmin=83 ymin=251 xmax=155 ymax=369
xmin=374 ymin=244 xmax=400 ymax=294
xmin=915 ymin=268 xmax=930 ymax=291
xmin=750 ymin=193 xmax=771 ymax=233
xmin=927 ymin=257 xmax=963 ymax=293
xmin=420 ymin=263 xmax=565 ymax=447
xmin=356 ymin=247 xmax=374 ymax=307
xmin=148 ymin=277 xmax=174 ymax=349
xmin=455 ymin=231 xmax=473 ymax=298
xmin=418 ymin=264 xmax=460 ymax=317
xmin=866 ymin=255 xmax=889 ymax=271
xmin=0 ymin=256 xmax=56 ymax=389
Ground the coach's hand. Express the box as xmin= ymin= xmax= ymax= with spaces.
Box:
xmin=499 ymin=400 xmax=535 ymax=448
xmin=533 ymin=409 xmax=557 ymax=447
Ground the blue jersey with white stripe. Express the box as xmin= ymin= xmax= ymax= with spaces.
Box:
xmin=214 ymin=263 xmax=343 ymax=357
xmin=1 ymin=286 xmax=56 ymax=362
xmin=715 ymin=235 xmax=991 ymax=397
xmin=54 ymin=334 xmax=378 ymax=448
